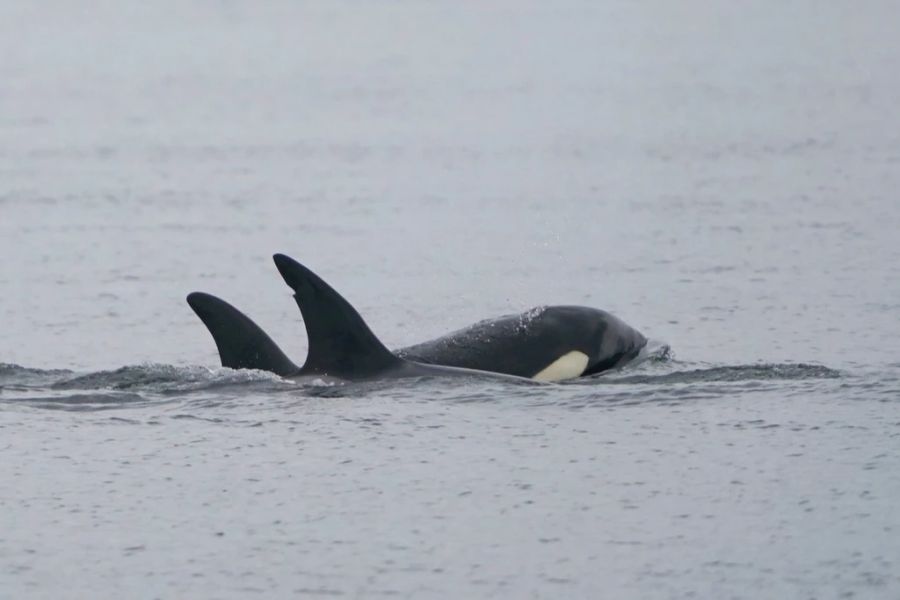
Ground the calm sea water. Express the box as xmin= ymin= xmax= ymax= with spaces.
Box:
xmin=2 ymin=2 xmax=900 ymax=598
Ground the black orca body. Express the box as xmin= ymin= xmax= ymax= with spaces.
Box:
xmin=188 ymin=255 xmax=529 ymax=383
xmin=397 ymin=306 xmax=646 ymax=381
xmin=187 ymin=254 xmax=647 ymax=383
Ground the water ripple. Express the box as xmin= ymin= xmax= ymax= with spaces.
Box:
xmin=0 ymin=360 xmax=888 ymax=413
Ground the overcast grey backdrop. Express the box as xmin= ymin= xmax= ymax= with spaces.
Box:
xmin=2 ymin=1 xmax=899 ymax=598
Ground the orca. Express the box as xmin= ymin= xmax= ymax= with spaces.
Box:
xmin=187 ymin=255 xmax=530 ymax=383
xmin=397 ymin=305 xmax=646 ymax=381
xmin=187 ymin=254 xmax=648 ymax=383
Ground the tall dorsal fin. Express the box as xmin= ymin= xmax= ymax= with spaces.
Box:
xmin=272 ymin=253 xmax=402 ymax=379
xmin=186 ymin=292 xmax=300 ymax=377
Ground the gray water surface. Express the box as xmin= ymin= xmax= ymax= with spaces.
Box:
xmin=2 ymin=2 xmax=900 ymax=598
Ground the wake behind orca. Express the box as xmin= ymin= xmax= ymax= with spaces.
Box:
xmin=187 ymin=254 xmax=648 ymax=383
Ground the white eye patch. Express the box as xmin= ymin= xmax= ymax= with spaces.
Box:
xmin=532 ymin=351 xmax=589 ymax=382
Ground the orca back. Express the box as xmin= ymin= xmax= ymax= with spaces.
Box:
xmin=273 ymin=254 xmax=405 ymax=380
xmin=399 ymin=306 xmax=646 ymax=380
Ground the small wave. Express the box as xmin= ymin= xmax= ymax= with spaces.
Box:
xmin=10 ymin=391 xmax=154 ymax=412
xmin=0 ymin=362 xmax=73 ymax=385
xmin=550 ymin=363 xmax=846 ymax=409
xmin=594 ymin=362 xmax=841 ymax=385
xmin=1 ymin=363 xmax=295 ymax=410
xmin=0 ymin=363 xmax=62 ymax=375
xmin=52 ymin=363 xmax=288 ymax=394
xmin=641 ymin=340 xmax=674 ymax=362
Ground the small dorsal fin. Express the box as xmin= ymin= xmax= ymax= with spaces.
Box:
xmin=186 ymin=292 xmax=300 ymax=377
xmin=272 ymin=254 xmax=402 ymax=379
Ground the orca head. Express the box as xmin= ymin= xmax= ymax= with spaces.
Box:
xmin=579 ymin=308 xmax=647 ymax=377
xmin=528 ymin=306 xmax=646 ymax=379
